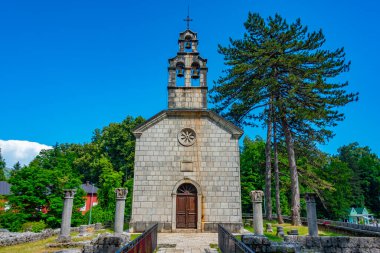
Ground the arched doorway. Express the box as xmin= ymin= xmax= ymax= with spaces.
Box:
xmin=176 ymin=183 xmax=197 ymax=229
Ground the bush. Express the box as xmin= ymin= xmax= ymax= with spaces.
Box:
xmin=81 ymin=205 xmax=114 ymax=225
xmin=21 ymin=221 xmax=46 ymax=233
xmin=0 ymin=211 xmax=27 ymax=232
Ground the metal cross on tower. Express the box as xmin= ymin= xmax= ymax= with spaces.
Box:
xmin=183 ymin=6 xmax=193 ymax=29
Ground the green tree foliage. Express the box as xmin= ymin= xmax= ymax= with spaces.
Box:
xmin=92 ymin=116 xmax=145 ymax=181
xmin=337 ymin=143 xmax=380 ymax=216
xmin=0 ymin=211 xmax=28 ymax=232
xmin=240 ymin=136 xmax=290 ymax=216
xmin=211 ymin=12 xmax=357 ymax=225
xmin=97 ymin=156 xmax=123 ymax=212
xmin=80 ymin=156 xmax=124 ymax=224
xmin=240 ymin=136 xmax=265 ymax=214
xmin=238 ymin=135 xmax=376 ymax=221
xmin=0 ymin=115 xmax=143 ymax=229
xmin=318 ymin=158 xmax=353 ymax=219
xmin=0 ymin=149 xmax=6 ymax=181
xmin=74 ymin=143 xmax=103 ymax=185
xmin=124 ymin=178 xmax=134 ymax=217
xmin=7 ymin=144 xmax=85 ymax=230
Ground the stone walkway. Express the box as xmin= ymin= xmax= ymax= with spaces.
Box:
xmin=157 ymin=233 xmax=218 ymax=253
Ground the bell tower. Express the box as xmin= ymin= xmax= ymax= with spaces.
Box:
xmin=168 ymin=18 xmax=208 ymax=109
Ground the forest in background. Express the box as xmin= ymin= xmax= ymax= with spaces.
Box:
xmin=0 ymin=114 xmax=379 ymax=232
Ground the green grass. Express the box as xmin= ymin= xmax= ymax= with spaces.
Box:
xmin=210 ymin=243 xmax=222 ymax=253
xmin=0 ymin=229 xmax=112 ymax=253
xmin=130 ymin=233 xmax=142 ymax=241
xmin=244 ymin=219 xmax=343 ymax=242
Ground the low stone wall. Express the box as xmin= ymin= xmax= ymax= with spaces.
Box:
xmin=241 ymin=234 xmax=298 ymax=252
xmin=285 ymin=236 xmax=380 ymax=253
xmin=241 ymin=234 xmax=380 ymax=253
xmin=0 ymin=228 xmax=59 ymax=247
xmin=0 ymin=224 xmax=102 ymax=247
xmin=318 ymin=223 xmax=380 ymax=237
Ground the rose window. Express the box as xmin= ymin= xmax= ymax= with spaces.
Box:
xmin=178 ymin=128 xmax=196 ymax=146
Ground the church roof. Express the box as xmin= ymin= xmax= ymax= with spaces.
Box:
xmin=0 ymin=181 xmax=11 ymax=195
xmin=133 ymin=109 xmax=244 ymax=139
xmin=81 ymin=182 xmax=98 ymax=194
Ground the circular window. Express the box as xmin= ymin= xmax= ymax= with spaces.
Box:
xmin=178 ymin=128 xmax=196 ymax=146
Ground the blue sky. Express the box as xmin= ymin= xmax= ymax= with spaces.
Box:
xmin=1 ymin=0 xmax=379 ymax=165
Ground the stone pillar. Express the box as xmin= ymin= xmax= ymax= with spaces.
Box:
xmin=305 ymin=193 xmax=318 ymax=236
xmin=95 ymin=222 xmax=102 ymax=231
xmin=57 ymin=189 xmax=76 ymax=242
xmin=266 ymin=223 xmax=273 ymax=232
xmin=250 ymin=190 xmax=264 ymax=235
xmin=114 ymin=188 xmax=128 ymax=235
xmin=79 ymin=225 xmax=86 ymax=236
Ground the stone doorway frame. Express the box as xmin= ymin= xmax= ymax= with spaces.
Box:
xmin=172 ymin=178 xmax=202 ymax=232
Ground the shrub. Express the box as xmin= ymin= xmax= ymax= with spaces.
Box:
xmin=21 ymin=221 xmax=46 ymax=233
xmin=81 ymin=205 xmax=114 ymax=225
xmin=0 ymin=211 xmax=27 ymax=232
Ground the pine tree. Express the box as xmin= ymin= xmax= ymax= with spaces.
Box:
xmin=211 ymin=13 xmax=358 ymax=225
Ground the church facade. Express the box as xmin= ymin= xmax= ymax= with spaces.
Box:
xmin=130 ymin=28 xmax=243 ymax=232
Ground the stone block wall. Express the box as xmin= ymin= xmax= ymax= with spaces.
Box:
xmin=168 ymin=87 xmax=207 ymax=109
xmin=285 ymin=236 xmax=380 ymax=253
xmin=131 ymin=113 xmax=242 ymax=232
xmin=241 ymin=234 xmax=380 ymax=253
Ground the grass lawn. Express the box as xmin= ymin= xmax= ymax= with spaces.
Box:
xmin=210 ymin=243 xmax=222 ymax=253
xmin=0 ymin=229 xmax=113 ymax=253
xmin=0 ymin=235 xmax=70 ymax=253
xmin=244 ymin=220 xmax=342 ymax=242
xmin=130 ymin=233 xmax=142 ymax=241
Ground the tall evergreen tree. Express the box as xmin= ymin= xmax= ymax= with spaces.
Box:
xmin=211 ymin=13 xmax=357 ymax=225
xmin=264 ymin=105 xmax=273 ymax=220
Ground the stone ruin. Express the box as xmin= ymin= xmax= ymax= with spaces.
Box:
xmin=244 ymin=191 xmax=380 ymax=253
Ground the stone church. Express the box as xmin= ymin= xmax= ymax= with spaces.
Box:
xmin=130 ymin=27 xmax=243 ymax=233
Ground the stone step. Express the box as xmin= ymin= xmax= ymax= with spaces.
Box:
xmin=173 ymin=229 xmax=198 ymax=233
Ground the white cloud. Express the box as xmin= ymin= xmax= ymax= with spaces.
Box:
xmin=0 ymin=140 xmax=52 ymax=167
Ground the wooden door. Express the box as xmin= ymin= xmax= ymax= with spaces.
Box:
xmin=176 ymin=184 xmax=197 ymax=229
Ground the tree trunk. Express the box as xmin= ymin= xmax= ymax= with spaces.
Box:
xmin=281 ymin=115 xmax=302 ymax=226
xmin=265 ymin=108 xmax=273 ymax=220
xmin=273 ymin=121 xmax=284 ymax=224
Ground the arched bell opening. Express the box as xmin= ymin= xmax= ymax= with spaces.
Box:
xmin=176 ymin=63 xmax=185 ymax=87
xmin=184 ymin=35 xmax=193 ymax=53
xmin=191 ymin=62 xmax=200 ymax=87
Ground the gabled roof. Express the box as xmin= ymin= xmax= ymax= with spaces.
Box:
xmin=133 ymin=109 xmax=243 ymax=139
xmin=347 ymin=207 xmax=371 ymax=216
xmin=0 ymin=181 xmax=11 ymax=195
xmin=355 ymin=207 xmax=368 ymax=215
xmin=179 ymin=29 xmax=197 ymax=40
xmin=81 ymin=183 xmax=98 ymax=194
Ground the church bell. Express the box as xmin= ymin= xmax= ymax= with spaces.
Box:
xmin=177 ymin=68 xmax=184 ymax=77
xmin=191 ymin=69 xmax=199 ymax=79
xmin=185 ymin=41 xmax=191 ymax=49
